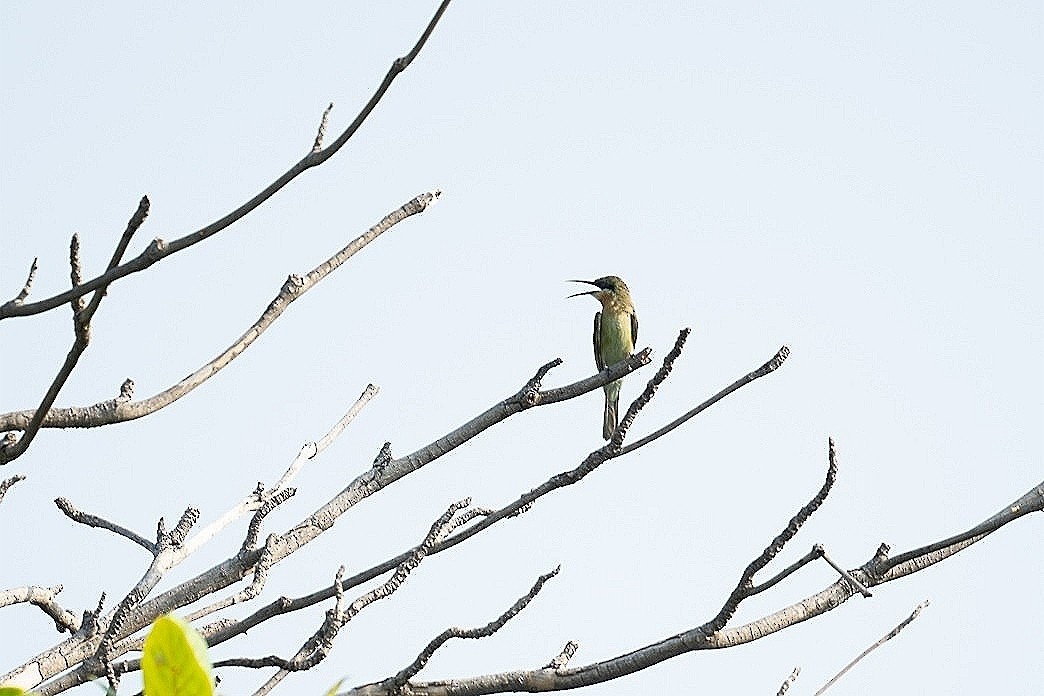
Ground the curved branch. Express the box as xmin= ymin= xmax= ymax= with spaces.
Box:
xmin=618 ymin=344 xmax=790 ymax=455
xmin=0 ymin=1 xmax=454 ymax=322
xmin=0 ymin=198 xmax=150 ymax=465
xmin=338 ymin=479 xmax=1042 ymax=695
xmin=0 ymin=585 xmax=78 ymax=634
xmin=387 ymin=568 xmax=560 ymax=688
xmin=813 ymin=600 xmax=928 ymax=695
xmin=0 ymin=192 xmax=437 ymax=434
xmin=0 ymin=474 xmax=26 ymax=505
xmin=54 ymin=497 xmax=156 ymax=553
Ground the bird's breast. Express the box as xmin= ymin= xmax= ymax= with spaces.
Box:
xmin=598 ymin=310 xmax=635 ymax=362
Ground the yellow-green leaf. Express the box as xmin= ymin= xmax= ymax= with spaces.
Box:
xmin=0 ymin=687 xmax=27 ymax=695
xmin=323 ymin=678 xmax=345 ymax=696
xmin=141 ymin=615 xmax=214 ymax=696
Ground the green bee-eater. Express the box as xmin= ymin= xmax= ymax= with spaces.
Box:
xmin=569 ymin=276 xmax=638 ymax=440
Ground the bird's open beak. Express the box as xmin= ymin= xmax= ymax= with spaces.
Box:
xmin=566 ymin=279 xmax=600 ymax=298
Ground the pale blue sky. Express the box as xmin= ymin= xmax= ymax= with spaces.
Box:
xmin=2 ymin=2 xmax=1041 ymax=694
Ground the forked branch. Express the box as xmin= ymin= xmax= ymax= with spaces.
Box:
xmin=0 ymin=1 xmax=454 ymax=322
xmin=0 ymin=194 xmax=436 ymax=439
xmin=334 ymin=468 xmax=1040 ymax=695
xmin=0 ymin=197 xmax=150 ymax=465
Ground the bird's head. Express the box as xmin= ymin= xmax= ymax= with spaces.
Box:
xmin=567 ymin=275 xmax=631 ymax=303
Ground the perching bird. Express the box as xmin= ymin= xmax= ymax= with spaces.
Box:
xmin=569 ymin=276 xmax=638 ymax=440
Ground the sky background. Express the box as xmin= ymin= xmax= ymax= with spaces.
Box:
xmin=2 ymin=2 xmax=1041 ymax=694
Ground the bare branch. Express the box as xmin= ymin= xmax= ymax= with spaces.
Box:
xmin=6 ymin=257 xmax=38 ymax=305
xmin=241 ymin=489 xmax=297 ymax=553
xmin=0 ymin=474 xmax=26 ymax=505
xmin=876 ymin=480 xmax=1044 ymax=581
xmin=813 ymin=601 xmax=928 ymax=695
xmin=0 ymin=1 xmax=454 ymax=321
xmin=88 ymin=505 xmax=201 ymax=687
xmin=337 ymin=479 xmax=1037 ymax=696
xmin=544 ymin=641 xmax=580 ymax=670
xmin=0 ymin=197 xmax=148 ymax=465
xmin=0 ymin=585 xmax=79 ymax=634
xmin=69 ymin=234 xmax=84 ymax=312
xmin=168 ymin=506 xmax=201 ymax=547
xmin=609 ymin=327 xmax=691 ymax=445
xmin=54 ymin=497 xmax=156 ymax=553
xmin=312 ymin=103 xmax=334 ymax=152
xmin=15 ymin=334 xmax=754 ymax=694
xmin=389 ymin=567 xmax=561 ymax=687
xmin=619 ymin=344 xmax=790 ymax=455
xmin=173 ymin=386 xmax=378 ymax=567
xmin=204 ymin=336 xmax=771 ymax=648
xmin=0 ymin=195 xmax=433 ymax=436
xmin=306 ymin=384 xmax=380 ymax=472
xmin=815 ymin=544 xmax=872 ymax=598
xmin=214 ymin=500 xmax=471 ymax=677
xmin=777 ymin=667 xmax=800 ymax=696
xmin=706 ymin=437 xmax=839 ymax=633
xmin=749 ymin=546 xmax=823 ymax=596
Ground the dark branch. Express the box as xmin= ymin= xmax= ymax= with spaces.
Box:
xmin=6 ymin=257 xmax=38 ymax=305
xmin=0 ymin=192 xmax=437 ymax=435
xmin=214 ymin=499 xmax=471 ymax=675
xmin=390 ymin=567 xmax=561 ymax=687
xmin=619 ymin=344 xmax=790 ymax=455
xmin=0 ymin=197 xmax=148 ymax=464
xmin=0 ymin=2 xmax=453 ymax=321
xmin=777 ymin=667 xmax=800 ymax=696
xmin=705 ymin=437 xmax=838 ymax=633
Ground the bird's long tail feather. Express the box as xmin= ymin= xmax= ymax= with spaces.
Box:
xmin=602 ymin=386 xmax=619 ymax=440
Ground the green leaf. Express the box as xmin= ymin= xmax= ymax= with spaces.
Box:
xmin=0 ymin=687 xmax=28 ymax=695
xmin=322 ymin=678 xmax=345 ymax=696
xmin=142 ymin=614 xmax=215 ymax=696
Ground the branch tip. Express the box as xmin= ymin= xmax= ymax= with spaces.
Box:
xmin=10 ymin=257 xmax=39 ymax=305
xmin=313 ymin=102 xmax=335 ymax=152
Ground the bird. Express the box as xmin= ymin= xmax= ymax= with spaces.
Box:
xmin=568 ymin=276 xmax=638 ymax=440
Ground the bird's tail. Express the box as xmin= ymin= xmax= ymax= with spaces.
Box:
xmin=602 ymin=382 xmax=620 ymax=440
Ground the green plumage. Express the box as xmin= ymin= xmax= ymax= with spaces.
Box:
xmin=570 ymin=276 xmax=638 ymax=440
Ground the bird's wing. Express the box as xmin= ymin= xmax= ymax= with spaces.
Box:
xmin=593 ymin=311 xmax=605 ymax=371
xmin=630 ymin=310 xmax=639 ymax=349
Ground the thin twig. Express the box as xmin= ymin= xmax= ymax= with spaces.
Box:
xmin=312 ymin=103 xmax=334 ymax=152
xmin=215 ymin=500 xmax=472 ymax=674
xmin=54 ymin=497 xmax=156 ymax=553
xmin=174 ymin=385 xmax=379 ymax=566
xmin=7 ymin=257 xmax=38 ymax=305
xmin=619 ymin=345 xmax=790 ymax=455
xmin=777 ymin=666 xmax=800 ymax=696
xmin=391 ymin=567 xmax=561 ymax=686
xmin=813 ymin=601 xmax=929 ymax=695
xmin=748 ymin=546 xmax=823 ymax=596
xmin=816 ymin=544 xmax=872 ymax=597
